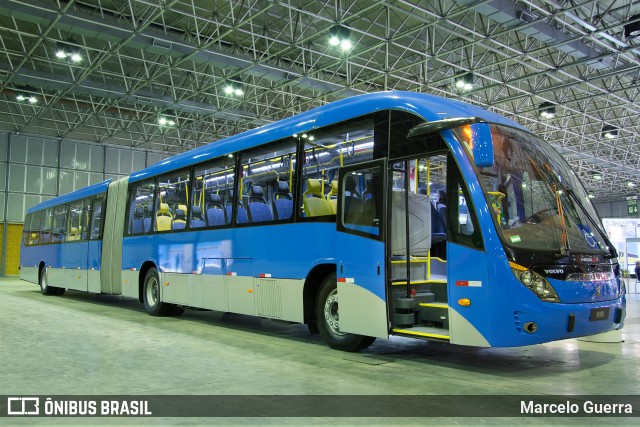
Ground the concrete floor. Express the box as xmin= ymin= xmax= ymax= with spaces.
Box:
xmin=1 ymin=276 xmax=639 ymax=425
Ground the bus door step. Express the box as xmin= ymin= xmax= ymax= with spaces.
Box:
xmin=392 ymin=326 xmax=450 ymax=341
xmin=418 ymin=302 xmax=449 ymax=329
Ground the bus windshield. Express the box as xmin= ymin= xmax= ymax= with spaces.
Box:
xmin=463 ymin=124 xmax=610 ymax=256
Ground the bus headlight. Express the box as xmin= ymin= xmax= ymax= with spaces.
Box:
xmin=509 ymin=261 xmax=559 ymax=302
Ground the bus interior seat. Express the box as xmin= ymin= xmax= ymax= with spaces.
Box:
xmin=156 ymin=203 xmax=172 ymax=231
xmin=304 ymin=179 xmax=332 ymax=217
xmin=344 ymin=176 xmax=363 ymax=223
xmin=132 ymin=206 xmax=145 ymax=234
xmin=172 ymin=209 xmax=187 ymax=230
xmin=190 ymin=205 xmax=206 ymax=228
xmin=248 ymin=185 xmax=273 ymax=223
xmin=273 ymin=181 xmax=293 ymax=220
xmin=326 ymin=180 xmax=338 ymax=199
xmin=431 ymin=203 xmax=446 ymax=242
xmin=327 ymin=180 xmax=339 ymax=214
xmin=68 ymin=226 xmax=79 ymax=241
xmin=236 ymin=204 xmax=249 ymax=224
xmin=143 ymin=206 xmax=153 ymax=232
xmin=207 ymin=193 xmax=227 ymax=226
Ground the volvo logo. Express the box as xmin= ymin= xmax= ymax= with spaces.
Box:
xmin=544 ymin=269 xmax=564 ymax=275
xmin=595 ymin=286 xmax=602 ymax=297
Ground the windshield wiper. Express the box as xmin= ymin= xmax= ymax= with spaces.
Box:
xmin=563 ymin=187 xmax=617 ymax=258
xmin=530 ymin=160 xmax=571 ymax=257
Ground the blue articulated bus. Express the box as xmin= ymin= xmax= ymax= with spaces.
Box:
xmin=20 ymin=91 xmax=625 ymax=351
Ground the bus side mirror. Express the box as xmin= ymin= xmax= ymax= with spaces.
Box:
xmin=471 ymin=122 xmax=494 ymax=168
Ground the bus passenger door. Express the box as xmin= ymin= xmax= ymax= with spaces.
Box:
xmin=335 ymin=160 xmax=388 ymax=338
xmin=445 ymin=161 xmax=492 ymax=347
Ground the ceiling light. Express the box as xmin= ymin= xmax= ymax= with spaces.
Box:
xmin=538 ymin=102 xmax=556 ymax=119
xmin=340 ymin=39 xmax=352 ymax=51
xmin=329 ymin=25 xmax=352 ymax=51
xmin=602 ymin=125 xmax=618 ymax=139
xmin=158 ymin=117 xmax=175 ymax=126
xmin=627 ymin=182 xmax=636 ymax=188
xmin=455 ymin=73 xmax=474 ymax=91
xmin=591 ymin=172 xmax=602 ymax=180
xmin=15 ymin=86 xmax=38 ymax=104
xmin=224 ymin=79 xmax=244 ymax=97
xmin=55 ymin=38 xmax=83 ymax=63
xmin=588 ymin=192 xmax=595 ymax=199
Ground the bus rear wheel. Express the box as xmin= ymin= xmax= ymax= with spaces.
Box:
xmin=143 ymin=267 xmax=173 ymax=316
xmin=39 ymin=267 xmax=65 ymax=296
xmin=316 ymin=273 xmax=375 ymax=352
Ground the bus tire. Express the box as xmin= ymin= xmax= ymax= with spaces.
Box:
xmin=143 ymin=267 xmax=172 ymax=316
xmin=39 ymin=267 xmax=54 ymax=296
xmin=316 ymin=273 xmax=376 ymax=352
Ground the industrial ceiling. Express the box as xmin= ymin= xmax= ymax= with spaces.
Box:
xmin=0 ymin=0 xmax=638 ymax=201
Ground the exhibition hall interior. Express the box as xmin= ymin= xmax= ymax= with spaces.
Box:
xmin=0 ymin=0 xmax=639 ymax=423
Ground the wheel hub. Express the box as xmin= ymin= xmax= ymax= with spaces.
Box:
xmin=324 ymin=289 xmax=346 ymax=336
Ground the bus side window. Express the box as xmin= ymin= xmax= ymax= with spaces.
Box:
xmin=65 ymin=199 xmax=85 ymax=242
xmin=51 ymin=205 xmax=68 ymax=243
xmin=446 ymin=154 xmax=483 ymax=250
xmin=156 ymin=169 xmax=190 ymax=232
xmin=240 ymin=139 xmax=297 ymax=224
xmin=40 ymin=207 xmax=52 ymax=244
xmin=90 ymin=198 xmax=104 ymax=240
xmin=23 ymin=212 xmax=33 ymax=246
xmin=298 ymin=116 xmax=376 ymax=219
xmin=192 ymin=156 xmax=235 ymax=228
xmin=81 ymin=197 xmax=92 ymax=240
xmin=126 ymin=180 xmax=155 ymax=236
xmin=30 ymin=211 xmax=41 ymax=246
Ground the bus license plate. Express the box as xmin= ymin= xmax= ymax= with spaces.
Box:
xmin=589 ymin=307 xmax=609 ymax=321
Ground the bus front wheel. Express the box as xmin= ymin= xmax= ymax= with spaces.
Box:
xmin=143 ymin=267 xmax=173 ymax=316
xmin=316 ymin=273 xmax=375 ymax=352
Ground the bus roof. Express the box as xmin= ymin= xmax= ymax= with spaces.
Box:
xmin=130 ymin=91 xmax=523 ymax=183
xmin=27 ymin=179 xmax=112 ymax=214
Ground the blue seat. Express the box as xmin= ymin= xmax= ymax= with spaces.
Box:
xmin=143 ymin=206 xmax=153 ymax=232
xmin=237 ymin=206 xmax=249 ymax=224
xmin=190 ymin=205 xmax=206 ymax=229
xmin=172 ymin=208 xmax=187 ymax=230
xmin=225 ymin=189 xmax=249 ymax=224
xmin=431 ymin=203 xmax=446 ymax=242
xmin=248 ymin=185 xmax=273 ymax=223
xmin=344 ymin=176 xmax=363 ymax=224
xmin=206 ymin=194 xmax=227 ymax=227
xmin=273 ymin=181 xmax=293 ymax=220
xmin=131 ymin=206 xmax=144 ymax=234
